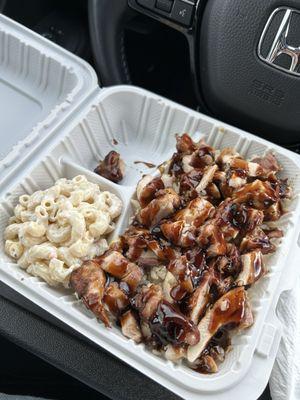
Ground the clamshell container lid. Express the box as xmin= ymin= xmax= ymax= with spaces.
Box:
xmin=0 ymin=14 xmax=98 ymax=188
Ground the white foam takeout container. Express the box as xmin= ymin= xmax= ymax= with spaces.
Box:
xmin=0 ymin=14 xmax=300 ymax=400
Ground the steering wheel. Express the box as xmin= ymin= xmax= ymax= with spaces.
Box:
xmin=89 ymin=0 xmax=300 ymax=145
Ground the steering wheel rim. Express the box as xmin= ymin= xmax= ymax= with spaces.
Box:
xmin=88 ymin=0 xmax=135 ymax=86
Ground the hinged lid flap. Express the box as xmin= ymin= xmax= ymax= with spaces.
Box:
xmin=0 ymin=14 xmax=99 ymax=186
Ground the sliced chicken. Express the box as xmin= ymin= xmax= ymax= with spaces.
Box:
xmin=133 ymin=284 xmax=164 ymax=320
xmin=214 ymin=243 xmax=241 ymax=278
xmin=216 ymin=148 xmax=241 ymax=167
xmin=215 ymin=200 xmax=264 ymax=240
xmin=227 ymin=169 xmax=247 ymax=190
xmin=240 ymin=228 xmax=275 ymax=254
xmin=75 ymin=134 xmax=289 ymax=375
xmin=197 ymin=223 xmax=227 ymax=257
xmin=251 ymin=152 xmax=280 ymax=175
xmin=264 ymin=228 xmax=283 ymax=239
xmin=165 ymin=344 xmax=186 ymax=362
xmin=236 ymin=251 xmax=264 ymax=286
xmin=174 ymin=197 xmax=215 ymax=227
xmin=94 ymin=151 xmax=125 ymax=183
xmin=190 ymin=142 xmax=215 ymax=169
xmin=187 ymin=270 xmax=212 ymax=324
xmin=124 ymin=227 xmax=149 ymax=262
xmin=96 ymin=251 xmax=143 ymax=291
xmin=137 ymin=188 xmax=181 ymax=228
xmin=232 ymin=180 xmax=278 ymax=210
xmin=161 ymin=220 xmax=195 ymax=248
xmin=149 ymin=300 xmax=200 ymax=346
xmin=205 ymin=183 xmax=222 ymax=203
xmin=136 ymin=175 xmax=165 ymax=208
xmin=70 ymin=260 xmax=110 ymax=327
xmin=120 ymin=310 xmax=142 ymax=343
xmin=192 ymin=354 xmax=218 ymax=374
xmin=213 ymin=170 xmax=233 ymax=198
xmin=167 ymin=256 xmax=198 ymax=301
xmin=230 ymin=158 xmax=263 ymax=178
xmin=162 ymin=271 xmax=178 ymax=303
xmin=176 ymin=133 xmax=197 ymax=154
xmin=182 ymin=154 xmax=193 ymax=174
xmin=196 ymin=165 xmax=218 ymax=193
xmin=103 ymin=282 xmax=129 ymax=316
xmin=123 ymin=226 xmax=177 ymax=266
xmin=161 ymin=197 xmax=214 ymax=247
xmin=277 ymin=178 xmax=292 ymax=199
xmin=133 ymin=284 xmax=200 ymax=346
xmin=264 ymin=201 xmax=283 ymax=221
xmin=179 ymin=170 xmax=204 ymax=199
xmin=187 ymin=287 xmax=253 ymax=363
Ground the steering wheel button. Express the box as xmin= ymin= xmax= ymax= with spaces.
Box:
xmin=136 ymin=0 xmax=156 ymax=10
xmin=171 ymin=0 xmax=194 ymax=26
xmin=156 ymin=0 xmax=173 ymax=13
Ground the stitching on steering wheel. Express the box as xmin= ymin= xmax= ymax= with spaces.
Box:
xmin=120 ymin=32 xmax=131 ymax=84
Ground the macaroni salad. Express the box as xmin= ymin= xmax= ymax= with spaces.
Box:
xmin=4 ymin=175 xmax=122 ymax=287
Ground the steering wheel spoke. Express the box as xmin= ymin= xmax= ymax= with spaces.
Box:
xmin=128 ymin=0 xmax=199 ymax=31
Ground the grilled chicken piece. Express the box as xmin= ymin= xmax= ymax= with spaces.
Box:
xmin=123 ymin=226 xmax=177 ymax=267
xmin=136 ymin=175 xmax=165 ymax=208
xmin=227 ymin=169 xmax=247 ymax=190
xmin=133 ymin=284 xmax=164 ymax=320
xmin=216 ymin=148 xmax=241 ymax=167
xmin=120 ymin=310 xmax=142 ymax=343
xmin=196 ymin=165 xmax=219 ymax=193
xmin=176 ymin=133 xmax=197 ymax=154
xmin=264 ymin=201 xmax=283 ymax=221
xmin=215 ymin=243 xmax=241 ymax=278
xmin=94 ymin=151 xmax=125 ymax=183
xmin=182 ymin=154 xmax=194 ymax=174
xmin=166 ymin=248 xmax=207 ymax=302
xmin=96 ymin=251 xmax=143 ymax=291
xmin=165 ymin=344 xmax=186 ymax=362
xmin=215 ymin=200 xmax=264 ymax=240
xmin=213 ymin=170 xmax=233 ymax=198
xmin=181 ymin=141 xmax=216 ymax=174
xmin=187 ymin=287 xmax=253 ymax=362
xmin=236 ymin=251 xmax=264 ymax=286
xmin=230 ymin=158 xmax=263 ymax=177
xmin=123 ymin=227 xmax=149 ymax=262
xmin=161 ymin=197 xmax=214 ymax=247
xmin=197 ymin=223 xmax=227 ymax=257
xmin=277 ymin=178 xmax=292 ymax=199
xmin=205 ymin=183 xmax=222 ymax=203
xmin=190 ymin=143 xmax=215 ymax=169
xmin=70 ymin=260 xmax=110 ymax=327
xmin=264 ymin=228 xmax=283 ymax=239
xmin=137 ymin=188 xmax=181 ymax=228
xmin=103 ymin=282 xmax=129 ymax=316
xmin=161 ymin=173 xmax=175 ymax=188
xmin=175 ymin=197 xmax=215 ymax=227
xmin=232 ymin=180 xmax=278 ymax=210
xmin=167 ymin=255 xmax=199 ymax=301
xmin=240 ymin=228 xmax=275 ymax=254
xmin=179 ymin=170 xmax=204 ymax=199
xmin=161 ymin=220 xmax=195 ymax=248
xmin=192 ymin=354 xmax=219 ymax=374
xmin=162 ymin=271 xmax=178 ymax=303
xmin=133 ymin=284 xmax=200 ymax=346
xmin=187 ymin=270 xmax=212 ymax=324
xmin=251 ymin=152 xmax=280 ymax=175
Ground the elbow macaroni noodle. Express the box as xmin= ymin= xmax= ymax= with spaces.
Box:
xmin=4 ymin=175 xmax=122 ymax=288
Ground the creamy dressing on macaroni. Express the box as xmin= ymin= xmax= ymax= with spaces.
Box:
xmin=4 ymin=175 xmax=122 ymax=287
